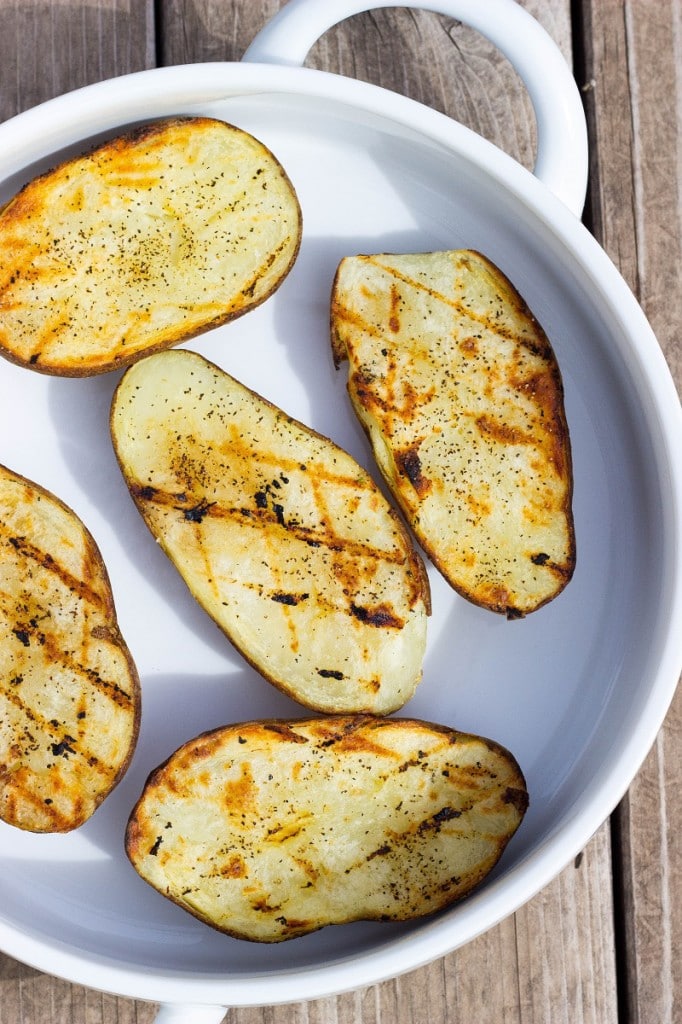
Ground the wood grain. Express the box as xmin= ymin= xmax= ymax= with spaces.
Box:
xmin=580 ymin=2 xmax=682 ymax=1022
xmin=0 ymin=0 xmax=155 ymax=121
xmin=0 ymin=1 xmax=678 ymax=1022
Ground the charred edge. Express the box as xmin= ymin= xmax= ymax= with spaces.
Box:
xmin=367 ymin=843 xmax=392 ymax=861
xmin=50 ymin=736 xmax=77 ymax=758
xmin=254 ymin=487 xmax=286 ymax=526
xmin=240 ymin=247 xmax=282 ymax=302
xmin=503 ymin=786 xmax=529 ymax=816
xmin=396 ymin=447 xmax=430 ymax=497
xmin=317 ymin=717 xmax=371 ymax=748
xmin=274 ymin=915 xmax=309 ymax=931
xmin=271 ymin=591 xmax=309 ymax=606
xmin=398 ymin=754 xmax=427 ymax=772
xmin=417 ymin=806 xmax=462 ymax=834
xmin=90 ymin=624 xmax=119 ymax=642
xmin=6 ymin=534 xmax=105 ymax=611
xmin=181 ymin=499 xmax=215 ymax=523
xmin=475 ymin=413 xmax=529 ymax=446
xmin=354 ymin=379 xmax=390 ymax=417
xmin=350 ymin=603 xmax=403 ymax=629
xmin=262 ymin=723 xmax=309 ymax=743
xmin=79 ymin=663 xmax=134 ymax=708
xmin=529 ymin=551 xmax=572 ymax=583
xmin=135 ymin=485 xmax=158 ymax=501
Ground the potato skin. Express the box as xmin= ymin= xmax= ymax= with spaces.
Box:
xmin=111 ymin=349 xmax=430 ymax=715
xmin=125 ymin=715 xmax=528 ymax=942
xmin=331 ymin=249 xmax=575 ymax=617
xmin=0 ymin=116 xmax=302 ymax=376
xmin=0 ymin=463 xmax=140 ymax=831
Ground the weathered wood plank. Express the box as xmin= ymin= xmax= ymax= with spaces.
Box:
xmin=577 ymin=2 xmax=679 ymax=1024
xmin=580 ymin=2 xmax=682 ymax=1023
xmin=0 ymin=0 xmax=155 ymax=121
xmin=0 ymin=2 xmax=624 ymax=1023
xmin=0 ymin=2 xmax=156 ymax=1022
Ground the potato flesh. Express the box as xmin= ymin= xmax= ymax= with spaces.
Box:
xmin=0 ymin=117 xmax=301 ymax=375
xmin=0 ymin=464 xmax=140 ymax=831
xmin=110 ymin=350 xmax=430 ymax=714
xmin=331 ymin=250 xmax=575 ymax=617
xmin=126 ymin=716 xmax=528 ymax=941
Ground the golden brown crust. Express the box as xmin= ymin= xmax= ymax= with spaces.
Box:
xmin=0 ymin=116 xmax=302 ymax=376
xmin=0 ymin=463 xmax=141 ymax=831
xmin=126 ymin=715 xmax=528 ymax=941
xmin=331 ymin=249 xmax=575 ymax=617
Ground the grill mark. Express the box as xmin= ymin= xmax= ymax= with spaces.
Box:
xmin=197 ymin=573 xmax=348 ymax=619
xmin=131 ymin=482 xmax=409 ymax=568
xmin=336 ymin=290 xmax=553 ymax=452
xmin=306 ymin=474 xmax=408 ymax=627
xmin=0 ymin=771 xmax=76 ymax=831
xmin=475 ymin=413 xmax=532 ymax=447
xmin=30 ymin=306 xmax=77 ymax=362
xmin=330 ymin=300 xmax=389 ymax=363
xmin=1 ymin=526 xmax=106 ymax=612
xmin=395 ymin=446 xmax=431 ymax=497
xmin=1 ymin=685 xmax=111 ymax=778
xmin=189 ymin=513 xmax=221 ymax=608
xmin=365 ymin=256 xmax=549 ymax=354
xmin=534 ymin=557 xmax=573 ymax=583
xmin=133 ymin=426 xmax=381 ymax=500
xmin=0 ymin=611 xmax=135 ymax=713
xmin=350 ymin=602 xmax=404 ymax=629
xmin=388 ymin=282 xmax=401 ymax=332
xmin=23 ymin=287 xmax=227 ymax=368
xmin=271 ymin=591 xmax=309 ymax=606
xmin=238 ymin=240 xmax=289 ymax=304
xmin=511 ymin=370 xmax=569 ymax=478
xmin=125 ymin=377 xmax=428 ymax=655
xmin=158 ymin=490 xmax=407 ymax=659
xmin=262 ymin=488 xmax=302 ymax=655
xmin=222 ymin=444 xmax=373 ymax=490
xmin=335 ymin=258 xmax=572 ymax=593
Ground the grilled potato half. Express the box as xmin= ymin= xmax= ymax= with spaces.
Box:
xmin=331 ymin=249 xmax=575 ymax=617
xmin=0 ymin=463 xmax=140 ymax=832
xmin=110 ymin=349 xmax=430 ymax=714
xmin=0 ymin=116 xmax=301 ymax=376
xmin=126 ymin=715 xmax=528 ymax=942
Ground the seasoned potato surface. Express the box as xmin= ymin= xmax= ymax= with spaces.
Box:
xmin=0 ymin=464 xmax=140 ymax=831
xmin=331 ymin=249 xmax=575 ymax=617
xmin=126 ymin=715 xmax=528 ymax=941
xmin=111 ymin=350 xmax=429 ymax=714
xmin=0 ymin=116 xmax=301 ymax=375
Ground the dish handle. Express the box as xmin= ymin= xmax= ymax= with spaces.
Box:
xmin=243 ymin=0 xmax=588 ymax=218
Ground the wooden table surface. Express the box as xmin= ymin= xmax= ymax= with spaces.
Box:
xmin=0 ymin=1 xmax=680 ymax=1022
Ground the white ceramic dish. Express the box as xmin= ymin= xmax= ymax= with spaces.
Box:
xmin=0 ymin=2 xmax=681 ymax=1022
